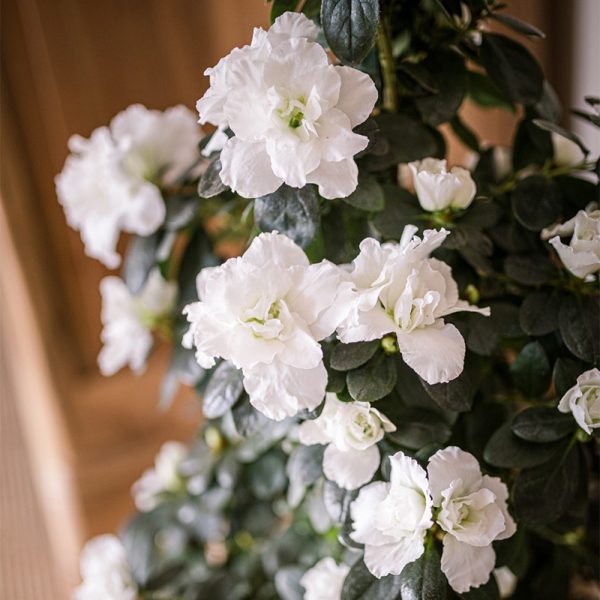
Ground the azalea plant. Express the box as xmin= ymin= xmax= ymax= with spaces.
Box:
xmin=56 ymin=1 xmax=600 ymax=599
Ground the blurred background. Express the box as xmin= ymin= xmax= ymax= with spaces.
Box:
xmin=0 ymin=0 xmax=598 ymax=597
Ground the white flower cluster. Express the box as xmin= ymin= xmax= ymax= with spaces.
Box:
xmin=196 ymin=12 xmax=378 ymax=199
xmin=558 ymin=367 xmax=600 ymax=435
xmin=73 ymin=535 xmax=137 ymax=600
xmin=56 ymin=104 xmax=201 ymax=268
xmin=350 ymin=447 xmax=516 ymax=594
xmin=98 ymin=269 xmax=176 ymax=376
xmin=131 ymin=441 xmax=187 ymax=511
xmin=542 ymin=202 xmax=600 ymax=279
xmin=299 ymin=393 xmax=396 ymax=489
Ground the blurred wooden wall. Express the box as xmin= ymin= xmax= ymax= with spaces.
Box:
xmin=0 ymin=0 xmax=570 ymax=594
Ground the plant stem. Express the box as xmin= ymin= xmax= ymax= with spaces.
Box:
xmin=377 ymin=17 xmax=398 ymax=113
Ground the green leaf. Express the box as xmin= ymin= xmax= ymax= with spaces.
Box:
xmin=558 ymin=295 xmax=600 ymax=364
xmin=321 ymin=0 xmax=380 ymax=66
xmin=519 ymin=291 xmax=561 ymax=335
xmin=248 ymin=451 xmax=287 ymax=500
xmin=480 ymin=33 xmax=544 ymax=105
xmin=510 ymin=341 xmax=551 ymax=397
xmin=512 ymin=407 xmax=574 ymax=443
xmin=164 ymin=196 xmax=198 ymax=231
xmin=484 ymin=423 xmax=565 ymax=468
xmin=467 ymin=71 xmax=515 ymax=113
xmin=512 ymin=117 xmax=553 ymax=170
xmin=371 ymin=187 xmax=424 ymax=239
xmin=387 ymin=408 xmax=451 ymax=450
xmin=450 ymin=115 xmax=479 ymax=153
xmin=202 ymin=361 xmax=244 ymax=419
xmin=286 ymin=444 xmax=325 ymax=487
xmin=232 ymin=397 xmax=269 ymax=437
xmin=346 ymin=353 xmax=398 ymax=402
xmin=255 ymin=184 xmax=320 ymax=248
xmin=123 ymin=233 xmax=161 ymax=295
xmin=512 ymin=175 xmax=561 ymax=231
xmin=534 ymin=80 xmax=562 ymax=123
xmin=490 ymin=13 xmax=546 ymax=38
xmin=342 ymin=176 xmax=385 ymax=211
xmin=533 ymin=119 xmax=589 ymax=155
xmin=341 ymin=559 xmax=403 ymax=600
xmin=323 ymin=480 xmax=358 ymax=523
xmin=330 ymin=340 xmax=380 ymax=371
xmin=399 ymin=546 xmax=446 ymax=600
xmin=504 ymin=254 xmax=558 ymax=286
xmin=494 ymin=528 xmax=530 ymax=578
xmin=552 ymin=357 xmax=584 ymax=398
xmin=198 ymin=156 xmax=227 ymax=198
xmin=415 ymin=50 xmax=467 ymax=126
xmin=270 ymin=0 xmax=299 ymax=23
xmin=447 ymin=312 xmax=498 ymax=357
xmin=326 ymin=367 xmax=347 ymax=393
xmin=458 ymin=200 xmax=503 ymax=229
xmin=513 ymin=444 xmax=581 ymax=525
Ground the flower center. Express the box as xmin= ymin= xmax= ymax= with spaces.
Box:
xmin=276 ymin=95 xmax=307 ymax=130
xmin=242 ymin=299 xmax=284 ymax=340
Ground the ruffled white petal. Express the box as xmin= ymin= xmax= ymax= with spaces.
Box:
xmin=323 ymin=444 xmax=380 ymax=490
xmin=441 ymin=535 xmax=496 ymax=594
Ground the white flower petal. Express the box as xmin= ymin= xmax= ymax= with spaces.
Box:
xmin=549 ymin=235 xmax=600 ymax=279
xmin=350 ymin=481 xmax=394 ymax=546
xmin=363 ymin=537 xmax=426 ymax=578
xmin=300 ymin=557 xmax=349 ymax=600
xmin=441 ymin=535 xmax=496 ymax=594
xmin=397 ymin=322 xmax=465 ymax=384
xmin=323 ymin=444 xmax=380 ymax=490
xmin=243 ymin=231 xmax=309 ymax=268
xmin=481 ymin=475 xmax=517 ymax=541
xmin=335 ymin=66 xmax=379 ymax=128
xmin=269 ymin=11 xmax=319 ymax=41
xmin=427 ymin=446 xmax=483 ymax=505
xmin=306 ymin=158 xmax=360 ymax=199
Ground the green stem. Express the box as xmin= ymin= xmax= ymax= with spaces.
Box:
xmin=377 ymin=17 xmax=398 ymax=113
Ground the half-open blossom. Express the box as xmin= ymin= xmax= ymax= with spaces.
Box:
xmin=552 ymin=132 xmax=585 ymax=168
xmin=298 ymin=393 xmax=395 ymax=489
xmin=73 ymin=535 xmax=137 ymax=600
xmin=56 ymin=105 xmax=201 ymax=268
xmin=98 ymin=269 xmax=177 ymax=376
xmin=409 ymin=158 xmax=476 ymax=212
xmin=196 ymin=12 xmax=378 ymax=199
xmin=183 ymin=232 xmax=350 ymax=420
xmin=427 ymin=447 xmax=516 ymax=594
xmin=336 ymin=227 xmax=490 ymax=384
xmin=350 ymin=452 xmax=433 ymax=578
xmin=541 ymin=203 xmax=600 ymax=279
xmin=132 ymin=441 xmax=187 ymax=511
xmin=558 ymin=368 xmax=600 ymax=435
xmin=299 ymin=557 xmax=349 ymax=600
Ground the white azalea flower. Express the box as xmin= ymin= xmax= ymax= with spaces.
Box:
xmin=98 ymin=269 xmax=177 ymax=376
xmin=494 ymin=566 xmax=518 ymax=598
xmin=299 ymin=557 xmax=349 ymax=600
xmin=336 ymin=227 xmax=490 ymax=384
xmin=558 ymin=368 xmax=600 ymax=435
xmin=73 ymin=535 xmax=137 ymax=600
xmin=298 ymin=393 xmax=395 ymax=489
xmin=56 ymin=104 xmax=201 ymax=268
xmin=196 ymin=12 xmax=378 ymax=199
xmin=350 ymin=451 xmax=433 ymax=578
xmin=541 ymin=203 xmax=600 ymax=279
xmin=427 ymin=446 xmax=516 ymax=594
xmin=409 ymin=158 xmax=476 ymax=212
xmin=132 ymin=441 xmax=187 ymax=511
xmin=183 ymin=232 xmax=351 ymax=420
xmin=552 ymin=132 xmax=585 ymax=168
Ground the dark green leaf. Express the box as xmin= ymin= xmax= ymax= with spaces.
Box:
xmin=255 ymin=184 xmax=320 ymax=248
xmin=510 ymin=341 xmax=551 ymax=397
xmin=488 ymin=302 xmax=524 ymax=338
xmin=512 ymin=175 xmax=561 ymax=231
xmin=321 ymin=0 xmax=380 ymax=65
xmin=420 ymin=358 xmax=479 ymax=412
xmin=494 ymin=528 xmax=530 ymax=578
xmin=533 ymin=119 xmax=589 ymax=155
xmin=558 ymin=295 xmax=600 ymax=364
xmin=341 ymin=559 xmax=403 ymax=600
xmin=534 ymin=80 xmax=562 ymax=123
xmin=504 ymin=254 xmax=558 ymax=285
xmin=480 ymin=33 xmax=544 ymax=105
xmin=512 ymin=407 xmax=574 ymax=443
xmin=164 ymin=196 xmax=198 ymax=231
xmin=467 ymin=71 xmax=515 ymax=113
xmin=232 ymin=397 xmax=269 ymax=437
xmin=330 ymin=340 xmax=380 ymax=371
xmin=519 ymin=291 xmax=561 ymax=335
xmin=415 ymin=50 xmax=467 ymax=126
xmin=198 ymin=156 xmax=227 ymax=198
xmin=513 ymin=444 xmax=580 ymax=525
xmin=512 ymin=117 xmax=553 ymax=170
xmin=203 ymin=361 xmax=244 ymax=419
xmin=552 ymin=357 xmax=584 ymax=398
xmin=450 ymin=115 xmax=479 ymax=153
xmin=123 ymin=233 xmax=161 ymax=295
xmin=342 ymin=176 xmax=385 ymax=211
xmin=484 ymin=422 xmax=565 ymax=468
xmin=491 ymin=13 xmax=546 ymax=38
xmin=248 ymin=451 xmax=287 ymax=500
xmin=326 ymin=367 xmax=347 ymax=393
xmin=400 ymin=546 xmax=446 ymax=600
xmin=347 ymin=353 xmax=398 ymax=402
xmin=371 ymin=187 xmax=424 ymax=239
xmin=447 ymin=312 xmax=498 ymax=357
xmin=287 ymin=444 xmax=325 ymax=487
xmin=387 ymin=408 xmax=451 ymax=450
xmin=270 ymin=0 xmax=299 ymax=23
xmin=459 ymin=201 xmax=503 ymax=229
